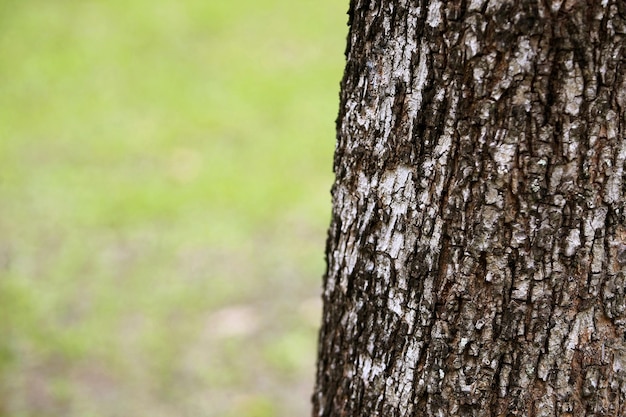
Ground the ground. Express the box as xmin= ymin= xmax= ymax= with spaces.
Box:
xmin=0 ymin=1 xmax=345 ymax=415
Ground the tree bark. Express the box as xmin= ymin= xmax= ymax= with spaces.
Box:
xmin=312 ymin=1 xmax=626 ymax=416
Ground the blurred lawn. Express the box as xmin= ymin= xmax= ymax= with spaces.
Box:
xmin=0 ymin=1 xmax=346 ymax=416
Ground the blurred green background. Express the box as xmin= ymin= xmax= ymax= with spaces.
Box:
xmin=0 ymin=0 xmax=346 ymax=415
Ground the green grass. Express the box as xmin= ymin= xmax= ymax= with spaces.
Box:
xmin=0 ymin=0 xmax=347 ymax=415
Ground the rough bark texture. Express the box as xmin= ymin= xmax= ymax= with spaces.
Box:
xmin=313 ymin=1 xmax=626 ymax=416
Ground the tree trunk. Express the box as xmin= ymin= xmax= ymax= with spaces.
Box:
xmin=312 ymin=1 xmax=626 ymax=416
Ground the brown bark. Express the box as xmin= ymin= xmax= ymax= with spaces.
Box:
xmin=313 ymin=1 xmax=626 ymax=416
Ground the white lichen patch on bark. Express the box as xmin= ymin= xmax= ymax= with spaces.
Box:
xmin=511 ymin=279 xmax=530 ymax=300
xmin=512 ymin=37 xmax=535 ymax=75
xmin=359 ymin=355 xmax=386 ymax=384
xmin=564 ymin=229 xmax=581 ymax=257
xmin=383 ymin=339 xmax=421 ymax=408
xmin=583 ymin=207 xmax=608 ymax=243
xmin=605 ymin=135 xmax=626 ymax=204
xmin=372 ymin=97 xmax=398 ymax=157
xmin=408 ymin=41 xmax=431 ymax=118
xmin=489 ymin=38 xmax=536 ymax=101
xmin=562 ymin=57 xmax=584 ymax=116
xmin=549 ymin=0 xmax=564 ymax=13
xmin=512 ymin=82 xmax=532 ymax=112
xmin=376 ymin=165 xmax=415 ymax=254
xmin=464 ymin=30 xmax=480 ymax=60
xmin=561 ymin=121 xmax=582 ymax=161
xmin=426 ymin=0 xmax=442 ymax=27
xmin=387 ymin=288 xmax=405 ymax=316
xmin=566 ymin=309 xmax=595 ymax=351
xmin=468 ymin=0 xmax=488 ymax=12
xmin=492 ymin=139 xmax=516 ymax=175
xmin=378 ymin=165 xmax=413 ymax=204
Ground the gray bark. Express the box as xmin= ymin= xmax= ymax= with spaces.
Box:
xmin=313 ymin=1 xmax=626 ymax=416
